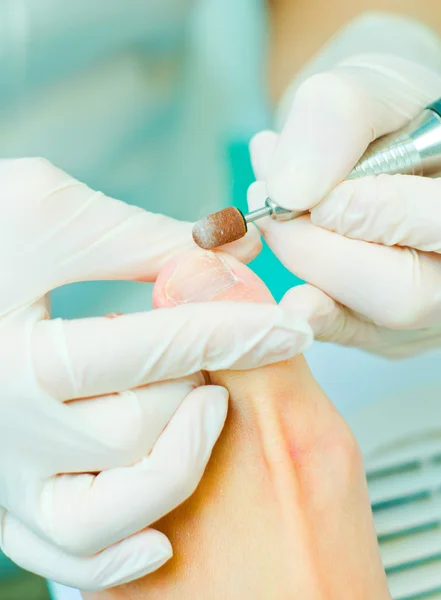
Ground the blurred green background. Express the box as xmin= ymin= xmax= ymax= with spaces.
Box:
xmin=0 ymin=550 xmax=49 ymax=598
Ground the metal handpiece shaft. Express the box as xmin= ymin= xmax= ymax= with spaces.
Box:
xmin=348 ymin=98 xmax=441 ymax=179
xmin=245 ymin=205 xmax=272 ymax=223
xmin=247 ymin=97 xmax=441 ymax=223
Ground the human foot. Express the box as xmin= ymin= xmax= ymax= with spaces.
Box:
xmin=84 ymin=249 xmax=389 ymax=600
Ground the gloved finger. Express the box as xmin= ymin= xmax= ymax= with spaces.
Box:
xmin=311 ymin=174 xmax=441 ymax=253
xmin=250 ymin=130 xmax=279 ymax=181
xmin=36 ymin=385 xmax=228 ymax=556
xmin=280 ymin=284 xmax=380 ymax=347
xmin=32 ymin=301 xmax=312 ymax=401
xmin=0 ymin=510 xmax=172 ymax=591
xmin=281 ymin=284 xmax=441 ymax=358
xmin=62 ymin=375 xmax=203 ymax=473
xmin=3 ymin=158 xmax=260 ymax=293
xmin=216 ymin=226 xmax=262 ymax=264
xmin=248 ymin=185 xmax=441 ymax=329
xmin=263 ymin=55 xmax=441 ymax=211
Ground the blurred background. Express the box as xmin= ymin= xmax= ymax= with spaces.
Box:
xmin=0 ymin=560 xmax=50 ymax=599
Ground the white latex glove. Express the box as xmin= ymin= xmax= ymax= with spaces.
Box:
xmin=249 ymin=46 xmax=441 ymax=357
xmin=0 ymin=158 xmax=312 ymax=590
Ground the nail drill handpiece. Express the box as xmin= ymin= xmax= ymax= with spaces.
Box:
xmin=192 ymin=98 xmax=441 ymax=249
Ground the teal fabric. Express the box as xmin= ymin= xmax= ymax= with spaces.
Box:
xmin=228 ymin=140 xmax=303 ymax=302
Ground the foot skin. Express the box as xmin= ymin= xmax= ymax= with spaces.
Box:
xmin=85 ymin=249 xmax=390 ymax=600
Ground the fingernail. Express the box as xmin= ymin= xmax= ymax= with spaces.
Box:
xmin=247 ymin=180 xmax=268 ymax=213
xmin=202 ymin=386 xmax=229 ymax=458
xmin=110 ymin=540 xmax=172 ymax=587
xmin=204 ymin=386 xmax=229 ymax=432
xmin=140 ymin=540 xmax=173 ymax=574
xmin=165 ymin=252 xmax=239 ymax=305
xmin=271 ymin=309 xmax=314 ymax=357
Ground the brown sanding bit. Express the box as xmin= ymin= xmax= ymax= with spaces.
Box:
xmin=193 ymin=97 xmax=441 ymax=250
xmin=192 ymin=199 xmax=299 ymax=250
xmin=192 ymin=207 xmax=247 ymax=249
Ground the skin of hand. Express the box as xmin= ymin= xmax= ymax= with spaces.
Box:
xmin=249 ymin=52 xmax=441 ymax=357
xmin=0 ymin=158 xmax=313 ymax=590
xmin=84 ymin=248 xmax=390 ymax=600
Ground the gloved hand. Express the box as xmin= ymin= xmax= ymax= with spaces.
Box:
xmin=0 ymin=158 xmax=312 ymax=590
xmin=249 ymin=50 xmax=441 ymax=357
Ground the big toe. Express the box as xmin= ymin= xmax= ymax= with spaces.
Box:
xmin=153 ymin=249 xmax=274 ymax=308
